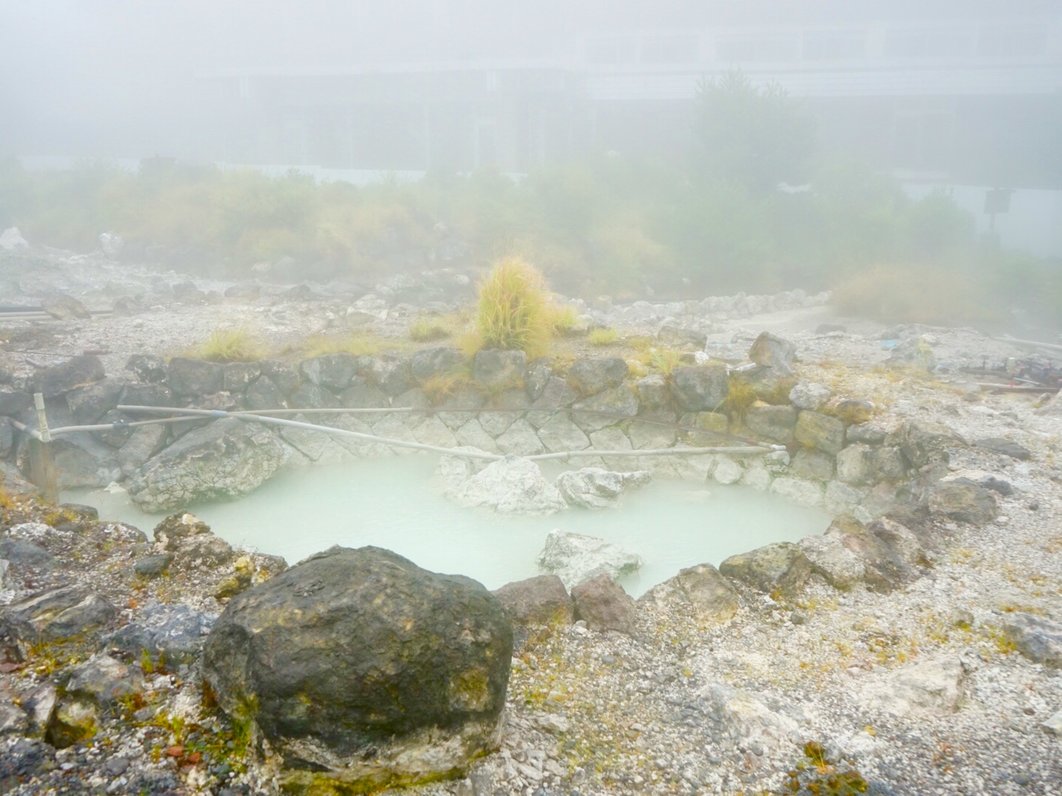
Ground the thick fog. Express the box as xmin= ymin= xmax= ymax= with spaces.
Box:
xmin=3 ymin=0 xmax=1060 ymax=170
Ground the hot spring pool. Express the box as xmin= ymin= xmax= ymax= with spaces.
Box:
xmin=67 ymin=456 xmax=831 ymax=597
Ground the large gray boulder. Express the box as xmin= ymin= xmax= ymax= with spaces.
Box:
xmin=127 ymin=417 xmax=288 ymax=511
xmin=554 ymin=467 xmax=652 ymax=509
xmin=538 ymin=529 xmax=642 ymax=588
xmin=201 ymin=546 xmax=512 ymax=793
xmin=670 ymin=363 xmax=729 ymax=411
xmin=448 ymin=455 xmax=565 ymax=514
xmin=747 ymin=331 xmax=796 ymax=375
xmin=571 ymin=574 xmax=637 ymax=635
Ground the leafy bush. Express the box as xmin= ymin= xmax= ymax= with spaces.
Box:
xmin=473 ymin=257 xmax=554 ymax=357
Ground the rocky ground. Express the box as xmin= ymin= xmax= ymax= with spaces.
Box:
xmin=1 ymin=244 xmax=1060 ymax=794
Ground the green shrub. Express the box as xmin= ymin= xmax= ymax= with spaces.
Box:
xmin=473 ymin=257 xmax=554 ymax=357
xmin=831 ymin=265 xmax=1001 ymax=326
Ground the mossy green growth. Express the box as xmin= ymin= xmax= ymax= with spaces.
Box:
xmin=783 ymin=740 xmax=869 ymax=795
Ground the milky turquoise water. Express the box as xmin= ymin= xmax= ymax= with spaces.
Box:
xmin=68 ymin=456 xmax=830 ymax=597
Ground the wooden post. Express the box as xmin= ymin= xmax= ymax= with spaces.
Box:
xmin=27 ymin=392 xmax=59 ymax=504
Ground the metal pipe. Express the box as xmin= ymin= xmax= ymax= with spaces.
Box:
xmin=117 ymin=405 xmax=504 ymax=460
xmin=527 ymin=445 xmax=780 ymax=462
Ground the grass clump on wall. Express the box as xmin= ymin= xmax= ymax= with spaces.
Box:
xmin=190 ymin=328 xmax=266 ymax=363
xmin=473 ymin=257 xmax=554 ymax=358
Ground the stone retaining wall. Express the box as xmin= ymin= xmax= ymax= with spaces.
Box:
xmin=0 ymin=344 xmax=944 ymax=517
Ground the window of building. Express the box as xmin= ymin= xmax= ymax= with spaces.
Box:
xmin=715 ymin=36 xmax=798 ymax=63
xmin=885 ymin=28 xmax=974 ymax=59
xmin=585 ymin=35 xmax=638 ymax=65
xmin=640 ymin=33 xmax=699 ymax=64
xmin=803 ymin=30 xmax=866 ymax=61
xmin=978 ymin=26 xmax=1047 ymax=57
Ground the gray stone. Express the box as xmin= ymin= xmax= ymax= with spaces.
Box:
xmin=120 ymin=381 xmax=174 ymax=408
xmin=106 ymin=602 xmax=216 ymax=665
xmin=201 ymin=546 xmax=511 ymax=793
xmin=411 ymin=346 xmax=465 ymax=382
xmin=836 ymin=443 xmax=874 ymax=485
xmin=49 ymin=434 xmax=116 ymax=489
xmin=928 ymin=481 xmax=999 ymax=524
xmin=65 ymin=378 xmax=125 ymax=425
xmin=472 ymin=349 xmax=527 ymax=390
xmin=538 ymin=530 xmax=642 ymax=589
xmin=719 ymin=542 xmax=812 ymax=598
xmin=799 ymin=529 xmax=867 ymax=592
xmin=864 ymin=656 xmax=966 ymax=716
xmin=571 ymin=386 xmax=638 ymax=433
xmin=370 ymin=356 xmax=414 ymax=396
xmin=133 ymin=554 xmax=173 ymax=577
xmin=1001 ymin=614 xmax=1062 ymax=668
xmin=790 ymin=449 xmax=834 ymax=481
xmin=166 ymin=357 xmax=224 ymax=396
xmin=571 ymin=574 xmax=636 ymax=635
xmin=975 ymin=437 xmax=1031 ymax=461
xmin=454 ymin=419 xmax=497 ymax=452
xmin=299 ymin=354 xmax=358 ymax=391
xmin=670 ymin=363 xmax=729 ymax=412
xmin=627 ymin=411 xmax=678 ymax=449
xmin=744 ymin=402 xmax=797 ymax=444
xmin=0 ymin=697 xmax=28 ymax=735
xmin=555 ymin=467 xmax=651 ymax=509
xmin=4 ymin=586 xmax=116 ymax=642
xmin=536 ymin=413 xmax=590 ymax=453
xmin=700 ymin=683 xmax=800 ymax=746
xmin=712 ymin=456 xmax=744 ymax=484
xmin=681 ymin=411 xmax=730 ymax=445
xmin=898 ymin=419 xmax=954 ymax=469
xmin=524 ymin=360 xmax=552 ymax=401
xmin=493 ymin=575 xmax=573 ymax=628
xmin=222 ymin=362 xmax=261 ymax=393
xmin=566 ymin=358 xmax=628 ymax=396
xmin=128 ymin=418 xmax=288 ymax=511
xmin=794 ymin=410 xmax=846 ymax=455
xmin=788 ymin=382 xmax=831 ymax=411
xmin=125 ymin=354 xmax=167 ymax=383
xmin=846 ymin=421 xmax=891 ymax=445
xmin=748 ymin=332 xmax=796 ymax=375
xmin=450 ymin=456 xmax=564 ymax=514
xmin=0 ymin=388 xmax=31 ymax=417
xmin=495 ymin=418 xmax=546 ymax=456
xmin=117 ymin=424 xmax=168 ymax=475
xmin=37 ymin=355 xmax=105 ymax=397
xmin=639 ymin=563 xmax=740 ymax=626
xmin=65 ymin=654 xmax=143 ymax=704
xmin=769 ymin=477 xmax=823 ymax=507
xmin=0 ymin=538 xmax=55 ymax=571
xmin=887 ymin=337 xmax=936 ymax=372
xmin=634 ymin=375 xmax=672 ymax=411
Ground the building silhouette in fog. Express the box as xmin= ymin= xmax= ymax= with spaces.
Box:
xmin=200 ymin=0 xmax=1062 ymax=189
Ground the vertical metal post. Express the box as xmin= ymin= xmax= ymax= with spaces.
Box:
xmin=28 ymin=392 xmax=59 ymax=504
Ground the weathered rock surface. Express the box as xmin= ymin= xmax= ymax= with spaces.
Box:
xmin=748 ymin=332 xmax=796 ymax=375
xmin=37 ymin=355 xmax=105 ymax=398
xmin=571 ymin=574 xmax=637 ymax=635
xmin=538 ymin=530 xmax=642 ymax=588
xmin=492 ymin=575 xmax=573 ymax=628
xmin=719 ymin=542 xmax=812 ymax=598
xmin=3 ymin=586 xmax=116 ymax=642
xmin=1001 ymin=613 xmax=1062 ymax=668
xmin=863 ymin=656 xmax=967 ymax=716
xmin=201 ymin=546 xmax=512 ymax=793
xmin=928 ymin=481 xmax=999 ymax=524
xmin=554 ymin=467 xmax=651 ymax=509
xmin=670 ymin=363 xmax=729 ymax=411
xmin=640 ymin=563 xmax=740 ymax=626
xmin=127 ymin=418 xmax=288 ymax=511
xmin=566 ymin=357 xmax=628 ymax=396
xmin=449 ymin=455 xmax=565 ymax=514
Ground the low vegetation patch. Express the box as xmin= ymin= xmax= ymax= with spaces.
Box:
xmin=587 ymin=327 xmax=619 ymax=346
xmin=189 ymin=328 xmax=266 ymax=363
xmin=472 ymin=257 xmax=555 ymax=358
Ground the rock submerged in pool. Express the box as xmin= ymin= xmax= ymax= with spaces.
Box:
xmin=201 ymin=545 xmax=512 ymax=793
xmin=126 ymin=417 xmax=288 ymax=512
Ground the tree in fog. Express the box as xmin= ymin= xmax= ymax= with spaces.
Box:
xmin=692 ymin=72 xmax=816 ymax=192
